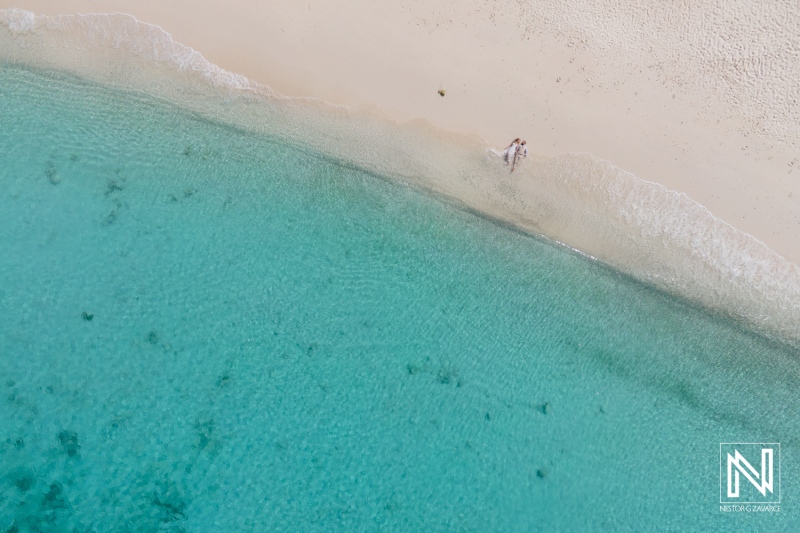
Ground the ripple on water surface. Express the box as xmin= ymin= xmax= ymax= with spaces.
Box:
xmin=0 ymin=65 xmax=798 ymax=531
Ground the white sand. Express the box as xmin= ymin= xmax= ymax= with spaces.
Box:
xmin=2 ymin=0 xmax=798 ymax=265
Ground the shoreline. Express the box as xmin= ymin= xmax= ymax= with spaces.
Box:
xmin=1 ymin=6 xmax=800 ymax=344
xmin=0 ymin=1 xmax=798 ymax=265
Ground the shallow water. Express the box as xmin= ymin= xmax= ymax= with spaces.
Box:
xmin=1 ymin=65 xmax=798 ymax=532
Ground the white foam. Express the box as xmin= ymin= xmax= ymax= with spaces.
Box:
xmin=2 ymin=7 xmax=34 ymax=31
xmin=1 ymin=9 xmax=798 ymax=344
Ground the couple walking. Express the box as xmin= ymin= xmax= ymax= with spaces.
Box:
xmin=499 ymin=138 xmax=527 ymax=172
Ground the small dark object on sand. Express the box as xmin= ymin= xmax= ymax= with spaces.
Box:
xmin=82 ymin=312 xmax=94 ymax=321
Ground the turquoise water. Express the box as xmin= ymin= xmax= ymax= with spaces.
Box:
xmin=1 ymin=65 xmax=798 ymax=532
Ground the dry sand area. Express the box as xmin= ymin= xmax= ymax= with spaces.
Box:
xmin=3 ymin=0 xmax=799 ymax=264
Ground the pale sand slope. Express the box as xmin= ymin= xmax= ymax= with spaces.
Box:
xmin=3 ymin=0 xmax=798 ymax=264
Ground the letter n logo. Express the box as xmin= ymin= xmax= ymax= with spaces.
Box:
xmin=720 ymin=443 xmax=780 ymax=504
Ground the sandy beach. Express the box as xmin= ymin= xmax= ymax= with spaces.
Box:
xmin=2 ymin=0 xmax=798 ymax=265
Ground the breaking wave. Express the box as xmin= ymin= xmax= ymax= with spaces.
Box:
xmin=2 ymin=8 xmax=798 ymax=345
